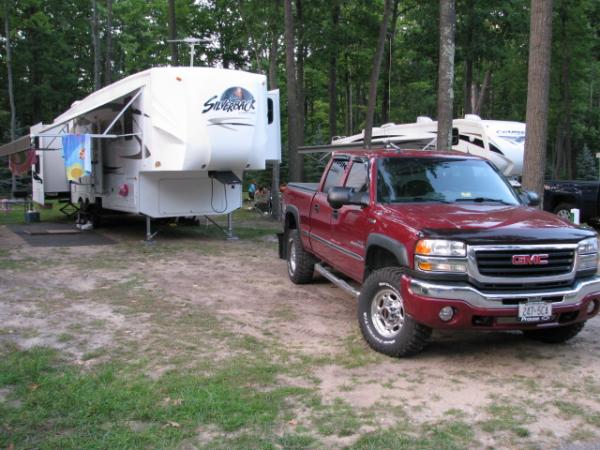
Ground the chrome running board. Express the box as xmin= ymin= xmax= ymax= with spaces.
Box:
xmin=314 ymin=263 xmax=360 ymax=298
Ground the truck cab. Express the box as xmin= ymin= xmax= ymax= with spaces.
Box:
xmin=280 ymin=146 xmax=600 ymax=357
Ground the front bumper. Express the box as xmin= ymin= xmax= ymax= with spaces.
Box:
xmin=402 ymin=275 xmax=600 ymax=329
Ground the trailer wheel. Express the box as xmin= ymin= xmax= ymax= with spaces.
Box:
xmin=287 ymin=229 xmax=316 ymax=284
xmin=523 ymin=322 xmax=585 ymax=343
xmin=553 ymin=203 xmax=576 ymax=221
xmin=358 ymin=268 xmax=431 ymax=357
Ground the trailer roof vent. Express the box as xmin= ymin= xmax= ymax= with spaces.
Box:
xmin=464 ymin=114 xmax=482 ymax=121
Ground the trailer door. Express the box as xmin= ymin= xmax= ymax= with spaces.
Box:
xmin=266 ymin=89 xmax=282 ymax=162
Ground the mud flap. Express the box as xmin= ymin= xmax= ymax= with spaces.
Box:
xmin=277 ymin=232 xmax=286 ymax=259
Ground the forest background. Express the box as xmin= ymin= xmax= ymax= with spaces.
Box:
xmin=0 ymin=0 xmax=599 ymax=192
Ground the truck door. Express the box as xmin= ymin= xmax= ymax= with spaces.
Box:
xmin=309 ymin=157 xmax=349 ymax=264
xmin=330 ymin=158 xmax=370 ymax=281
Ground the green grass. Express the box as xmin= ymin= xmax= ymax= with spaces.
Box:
xmin=0 ymin=347 xmax=311 ymax=449
xmin=480 ymin=401 xmax=532 ymax=437
xmin=349 ymin=420 xmax=474 ymax=450
xmin=315 ymin=398 xmax=362 ymax=437
xmin=0 ymin=199 xmax=68 ymax=225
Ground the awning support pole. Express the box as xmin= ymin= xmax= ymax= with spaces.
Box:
xmin=103 ymin=89 xmax=143 ymax=136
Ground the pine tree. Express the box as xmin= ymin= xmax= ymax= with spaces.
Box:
xmin=575 ymin=146 xmax=597 ymax=180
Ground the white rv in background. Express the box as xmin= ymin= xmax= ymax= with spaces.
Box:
xmin=332 ymin=115 xmax=525 ymax=177
xmin=4 ymin=67 xmax=281 ymax=238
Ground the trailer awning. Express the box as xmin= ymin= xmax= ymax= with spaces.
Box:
xmin=0 ymin=135 xmax=31 ymax=157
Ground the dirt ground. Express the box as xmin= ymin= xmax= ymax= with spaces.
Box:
xmin=2 ymin=216 xmax=600 ymax=449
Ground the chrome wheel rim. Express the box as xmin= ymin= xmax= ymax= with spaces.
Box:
xmin=371 ymin=288 xmax=404 ymax=338
xmin=556 ymin=209 xmax=570 ymax=220
xmin=288 ymin=239 xmax=297 ymax=275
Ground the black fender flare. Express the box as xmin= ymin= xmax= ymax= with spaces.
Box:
xmin=280 ymin=205 xmax=301 ymax=260
xmin=284 ymin=205 xmax=301 ymax=232
xmin=365 ymin=233 xmax=409 ymax=272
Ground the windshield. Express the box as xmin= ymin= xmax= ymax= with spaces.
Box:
xmin=376 ymin=157 xmax=520 ymax=205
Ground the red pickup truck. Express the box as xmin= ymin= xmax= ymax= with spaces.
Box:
xmin=279 ymin=146 xmax=600 ymax=357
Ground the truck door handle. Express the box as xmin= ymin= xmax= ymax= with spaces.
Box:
xmin=314 ymin=204 xmax=320 ymax=212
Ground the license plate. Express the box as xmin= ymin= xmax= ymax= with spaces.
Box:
xmin=518 ymin=302 xmax=552 ymax=322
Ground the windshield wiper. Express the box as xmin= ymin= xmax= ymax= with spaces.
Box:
xmin=455 ymin=197 xmax=513 ymax=205
xmin=411 ymin=197 xmax=451 ymax=204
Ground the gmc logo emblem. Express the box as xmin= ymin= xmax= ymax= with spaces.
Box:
xmin=512 ymin=254 xmax=549 ymax=265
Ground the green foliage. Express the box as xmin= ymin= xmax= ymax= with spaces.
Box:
xmin=575 ymin=145 xmax=597 ymax=180
xmin=0 ymin=0 xmax=599 ymax=184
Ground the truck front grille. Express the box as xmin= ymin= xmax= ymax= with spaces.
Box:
xmin=475 ymin=248 xmax=575 ymax=277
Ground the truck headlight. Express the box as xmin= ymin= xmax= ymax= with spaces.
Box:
xmin=415 ymin=239 xmax=466 ymax=257
xmin=577 ymin=237 xmax=599 ymax=272
xmin=415 ymin=255 xmax=467 ymax=273
xmin=578 ymin=237 xmax=598 ymax=255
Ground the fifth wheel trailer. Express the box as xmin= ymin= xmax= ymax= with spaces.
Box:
xmin=332 ymin=115 xmax=525 ymax=177
xmin=2 ymin=67 xmax=281 ymax=238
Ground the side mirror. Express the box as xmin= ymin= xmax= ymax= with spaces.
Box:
xmin=524 ymin=191 xmax=540 ymax=207
xmin=327 ymin=187 xmax=369 ymax=209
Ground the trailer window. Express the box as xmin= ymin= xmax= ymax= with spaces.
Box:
xmin=322 ymin=159 xmax=348 ymax=193
xmin=267 ymin=98 xmax=274 ymax=124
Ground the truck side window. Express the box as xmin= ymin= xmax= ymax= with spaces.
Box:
xmin=345 ymin=161 xmax=368 ymax=192
xmin=322 ymin=159 xmax=347 ymax=193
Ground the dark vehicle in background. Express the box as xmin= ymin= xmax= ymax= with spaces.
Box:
xmin=544 ymin=181 xmax=600 ymax=226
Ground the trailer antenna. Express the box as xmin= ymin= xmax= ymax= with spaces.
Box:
xmin=167 ymin=37 xmax=206 ymax=67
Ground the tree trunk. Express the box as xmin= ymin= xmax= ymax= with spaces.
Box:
xmin=91 ymin=0 xmax=101 ymax=90
xmin=284 ymin=0 xmax=302 ymax=181
xmin=104 ymin=0 xmax=113 ymax=85
xmin=295 ymin=0 xmax=305 ymax=146
xmin=436 ymin=0 xmax=456 ymax=152
xmin=463 ymin=0 xmax=474 ymax=116
xmin=328 ymin=1 xmax=340 ymax=141
xmin=552 ymin=6 xmax=572 ymax=179
xmin=4 ymin=0 xmax=16 ymax=193
xmin=522 ymin=0 xmax=553 ymax=199
xmin=364 ymin=0 xmax=393 ymax=148
xmin=269 ymin=0 xmax=281 ymax=220
xmin=474 ymin=69 xmax=491 ymax=115
xmin=381 ymin=0 xmax=400 ymax=125
xmin=464 ymin=59 xmax=473 ymax=115
xmin=268 ymin=32 xmax=278 ymax=89
xmin=345 ymin=64 xmax=353 ymax=135
xmin=168 ymin=0 xmax=178 ymax=65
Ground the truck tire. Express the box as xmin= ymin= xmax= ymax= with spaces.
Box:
xmin=358 ymin=268 xmax=431 ymax=357
xmin=523 ymin=322 xmax=585 ymax=343
xmin=553 ymin=203 xmax=576 ymax=221
xmin=287 ymin=229 xmax=316 ymax=284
